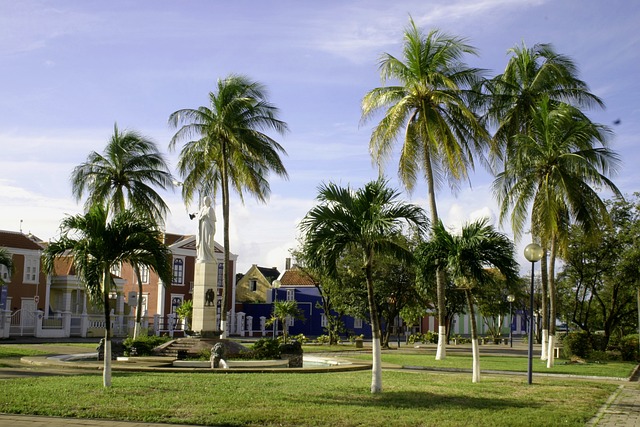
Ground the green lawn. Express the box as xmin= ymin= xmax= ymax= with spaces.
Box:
xmin=346 ymin=352 xmax=637 ymax=378
xmin=0 ymin=345 xmax=628 ymax=426
xmin=0 ymin=370 xmax=616 ymax=426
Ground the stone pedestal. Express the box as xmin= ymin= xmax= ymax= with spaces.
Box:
xmin=192 ymin=262 xmax=219 ymax=336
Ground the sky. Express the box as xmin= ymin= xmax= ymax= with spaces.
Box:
xmin=1 ymin=0 xmax=638 ymax=275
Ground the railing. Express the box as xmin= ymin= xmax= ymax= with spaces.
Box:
xmin=10 ymin=309 xmax=35 ymax=336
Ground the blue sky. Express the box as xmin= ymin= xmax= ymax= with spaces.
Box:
xmin=1 ymin=0 xmax=638 ymax=274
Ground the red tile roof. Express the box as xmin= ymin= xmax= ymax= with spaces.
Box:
xmin=0 ymin=230 xmax=44 ymax=251
xmin=280 ymin=266 xmax=317 ymax=287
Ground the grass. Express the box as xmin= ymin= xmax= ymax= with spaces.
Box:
xmin=0 ymin=344 xmax=629 ymax=426
xmin=0 ymin=370 xmax=617 ymax=426
xmin=346 ymin=352 xmax=637 ymax=378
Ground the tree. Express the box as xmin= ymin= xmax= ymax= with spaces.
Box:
xmin=557 ymin=195 xmax=640 ymax=347
xmin=361 ymin=19 xmax=488 ymax=360
xmin=493 ymin=98 xmax=621 ymax=366
xmin=300 ymin=178 xmax=427 ymax=393
xmin=486 ymin=41 xmax=606 ymax=362
xmin=43 ymin=206 xmax=172 ymax=387
xmin=71 ymin=123 xmax=173 ymax=338
xmin=169 ymin=74 xmax=288 ymax=336
xmin=0 ymin=247 xmax=13 ymax=286
xmin=416 ymin=219 xmax=519 ymax=382
xmin=267 ymin=300 xmax=305 ymax=344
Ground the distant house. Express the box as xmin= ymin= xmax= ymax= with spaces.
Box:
xmin=0 ymin=229 xmax=240 ymax=339
xmin=236 ymin=264 xmax=280 ymax=304
xmin=0 ymin=230 xmax=47 ymax=337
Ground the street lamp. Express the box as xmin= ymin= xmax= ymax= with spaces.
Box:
xmin=271 ymin=279 xmax=281 ymax=339
xmin=507 ymin=294 xmax=515 ymax=348
xmin=524 ymin=243 xmax=544 ymax=385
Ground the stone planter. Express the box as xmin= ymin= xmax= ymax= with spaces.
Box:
xmin=355 ymin=339 xmax=363 ymax=349
xmin=281 ymin=353 xmax=303 ymax=368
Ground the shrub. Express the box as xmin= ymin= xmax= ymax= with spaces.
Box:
xmin=251 ymin=338 xmax=281 ymax=359
xmin=315 ymin=334 xmax=331 ymax=344
xmin=618 ymin=334 xmax=639 ymax=361
xmin=280 ymin=340 xmax=303 ymax=355
xmin=123 ymin=335 xmax=171 ymax=356
xmin=562 ymin=331 xmax=589 ymax=358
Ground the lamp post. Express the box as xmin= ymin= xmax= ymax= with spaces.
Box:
xmin=507 ymin=294 xmax=515 ymax=348
xmin=524 ymin=243 xmax=544 ymax=385
xmin=271 ymin=279 xmax=281 ymax=339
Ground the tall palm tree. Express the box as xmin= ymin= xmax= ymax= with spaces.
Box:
xmin=361 ymin=19 xmax=488 ymax=360
xmin=71 ymin=123 xmax=174 ymax=339
xmin=169 ymin=74 xmax=288 ymax=336
xmin=300 ymin=178 xmax=428 ymax=393
xmin=486 ymin=42 xmax=606 ymax=360
xmin=43 ymin=206 xmax=172 ymax=387
xmin=493 ymin=98 xmax=621 ymax=366
xmin=0 ymin=247 xmax=13 ymax=286
xmin=417 ymin=219 xmax=519 ymax=382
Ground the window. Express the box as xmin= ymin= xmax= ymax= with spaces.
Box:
xmin=286 ymin=289 xmax=295 ymax=301
xmin=110 ymin=262 xmax=121 ymax=277
xmin=171 ymin=295 xmax=183 ymax=313
xmin=249 ymin=280 xmax=257 ymax=292
xmin=321 ymin=314 xmax=328 ymax=328
xmin=139 ymin=265 xmax=149 ymax=284
xmin=217 ymin=263 xmax=224 ymax=288
xmin=354 ymin=317 xmax=363 ymax=329
xmin=23 ymin=256 xmax=39 ymax=283
xmin=172 ymin=258 xmax=184 ymax=284
xmin=0 ymin=262 xmax=11 ymax=284
xmin=286 ymin=315 xmax=294 ymax=327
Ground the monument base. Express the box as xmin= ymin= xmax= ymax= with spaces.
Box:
xmin=192 ymin=262 xmax=219 ymax=336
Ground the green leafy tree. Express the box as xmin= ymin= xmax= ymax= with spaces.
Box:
xmin=43 ymin=206 xmax=172 ymax=387
xmin=0 ymin=247 xmax=13 ymax=286
xmin=486 ymin=41 xmax=606 ymax=362
xmin=169 ymin=74 xmax=288 ymax=335
xmin=71 ymin=123 xmax=173 ymax=338
xmin=493 ymin=98 xmax=621 ymax=366
xmin=267 ymin=300 xmax=305 ymax=344
xmin=300 ymin=178 xmax=427 ymax=393
xmin=416 ymin=219 xmax=519 ymax=382
xmin=361 ymin=19 xmax=488 ymax=360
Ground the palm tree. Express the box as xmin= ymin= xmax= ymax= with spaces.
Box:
xmin=267 ymin=300 xmax=304 ymax=344
xmin=493 ymin=98 xmax=621 ymax=366
xmin=300 ymin=178 xmax=428 ymax=393
xmin=416 ymin=219 xmax=519 ymax=382
xmin=0 ymin=247 xmax=13 ymax=286
xmin=486 ymin=42 xmax=606 ymax=361
xmin=169 ymin=74 xmax=288 ymax=336
xmin=43 ymin=206 xmax=172 ymax=387
xmin=361 ymin=19 xmax=488 ymax=360
xmin=71 ymin=123 xmax=174 ymax=339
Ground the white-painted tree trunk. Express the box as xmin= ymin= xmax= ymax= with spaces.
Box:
xmin=220 ymin=319 xmax=227 ymax=338
xmin=547 ymin=334 xmax=555 ymax=368
xmin=471 ymin=338 xmax=480 ymax=383
xmin=133 ymin=322 xmax=141 ymax=340
xmin=371 ymin=336 xmax=382 ymax=393
xmin=540 ymin=329 xmax=548 ymax=360
xmin=103 ymin=339 xmax=112 ymax=387
xmin=435 ymin=325 xmax=447 ymax=360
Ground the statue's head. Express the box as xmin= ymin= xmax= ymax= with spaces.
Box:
xmin=203 ymin=196 xmax=212 ymax=206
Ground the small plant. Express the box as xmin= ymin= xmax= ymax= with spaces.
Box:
xmin=251 ymin=338 xmax=281 ymax=359
xmin=123 ymin=335 xmax=171 ymax=356
xmin=315 ymin=334 xmax=331 ymax=344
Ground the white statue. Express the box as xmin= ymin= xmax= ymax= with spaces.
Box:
xmin=196 ymin=196 xmax=216 ymax=262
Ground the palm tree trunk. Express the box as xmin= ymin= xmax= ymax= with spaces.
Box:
xmin=423 ymin=152 xmax=447 ymax=361
xmin=102 ymin=269 xmax=112 ymax=388
xmin=133 ymin=265 xmax=143 ymax=339
xmin=365 ymin=251 xmax=382 ymax=393
xmin=220 ymin=146 xmax=230 ymax=338
xmin=466 ymin=289 xmax=480 ymax=383
xmin=547 ymin=235 xmax=558 ymax=368
xmin=540 ymin=249 xmax=549 ymax=360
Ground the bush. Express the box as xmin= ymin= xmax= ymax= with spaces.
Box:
xmin=123 ymin=335 xmax=171 ymax=356
xmin=562 ymin=331 xmax=610 ymax=359
xmin=315 ymin=335 xmax=331 ymax=344
xmin=618 ymin=334 xmax=639 ymax=361
xmin=279 ymin=340 xmax=303 ymax=355
xmin=250 ymin=338 xmax=281 ymax=359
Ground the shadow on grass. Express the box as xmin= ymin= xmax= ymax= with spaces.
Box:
xmin=292 ymin=390 xmax=537 ymax=412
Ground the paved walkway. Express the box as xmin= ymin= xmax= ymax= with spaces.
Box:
xmin=1 ymin=339 xmax=639 ymax=426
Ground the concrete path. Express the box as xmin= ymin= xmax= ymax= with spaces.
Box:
xmin=0 ymin=414 xmax=205 ymax=427
xmin=588 ymin=383 xmax=640 ymax=426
